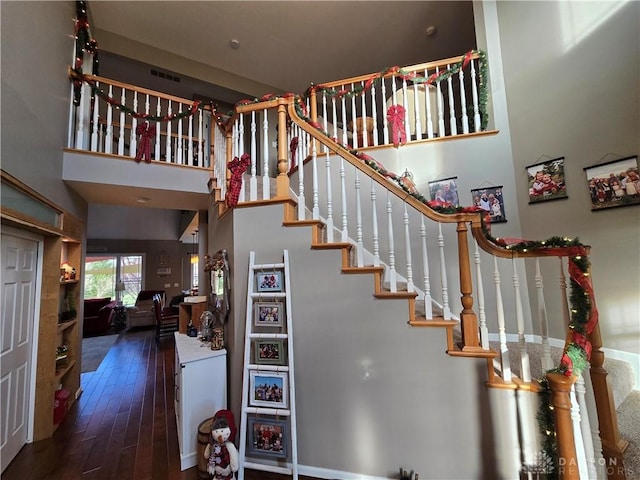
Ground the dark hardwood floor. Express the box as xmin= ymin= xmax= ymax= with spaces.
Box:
xmin=2 ymin=328 xmax=315 ymax=480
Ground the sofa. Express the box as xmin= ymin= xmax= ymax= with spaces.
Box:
xmin=126 ymin=290 xmax=166 ymax=329
xmin=83 ymin=297 xmax=115 ymax=337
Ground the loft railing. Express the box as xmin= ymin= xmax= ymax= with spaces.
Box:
xmin=67 ymin=69 xmax=213 ymax=170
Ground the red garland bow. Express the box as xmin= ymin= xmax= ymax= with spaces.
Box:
xmin=386 ymin=105 xmax=407 ymax=147
xmin=226 ymin=153 xmax=251 ymax=208
xmin=135 ymin=122 xmax=155 ymax=163
xmin=571 ymin=331 xmax=592 ymax=360
xmin=560 ymin=353 xmax=574 ymax=376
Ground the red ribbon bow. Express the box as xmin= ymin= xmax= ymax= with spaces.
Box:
xmin=386 ymin=105 xmax=406 ymax=147
xmin=226 ymin=153 xmax=251 ymax=208
xmin=135 ymin=122 xmax=155 ymax=163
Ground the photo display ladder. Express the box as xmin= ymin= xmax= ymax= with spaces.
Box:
xmin=238 ymin=250 xmax=298 ymax=479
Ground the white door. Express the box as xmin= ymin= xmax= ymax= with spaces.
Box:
xmin=1 ymin=230 xmax=39 ymax=473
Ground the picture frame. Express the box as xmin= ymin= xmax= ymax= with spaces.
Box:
xmin=584 ymin=155 xmax=640 ymax=211
xmin=247 ymin=417 xmax=287 ymax=458
xmin=471 ymin=186 xmax=507 ymax=223
xmin=526 ymin=157 xmax=568 ymax=203
xmin=428 ymin=176 xmax=459 ymax=207
xmin=254 ymin=339 xmax=286 ymax=365
xmin=254 ymin=301 xmax=284 ymax=328
xmin=249 ymin=371 xmax=288 ymax=408
xmin=256 ymin=271 xmax=282 ymax=292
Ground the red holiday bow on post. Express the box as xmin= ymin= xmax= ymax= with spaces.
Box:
xmin=135 ymin=122 xmax=155 ymax=163
xmin=386 ymin=105 xmax=407 ymax=147
xmin=226 ymin=153 xmax=251 ymax=208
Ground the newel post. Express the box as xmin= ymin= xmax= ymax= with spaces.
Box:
xmin=275 ymin=99 xmax=291 ymax=199
xmin=547 ymin=372 xmax=580 ymax=480
xmin=457 ymin=221 xmax=480 ymax=350
xmin=588 ymin=322 xmax=628 ymax=479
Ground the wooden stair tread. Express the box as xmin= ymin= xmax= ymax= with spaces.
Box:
xmin=447 ymin=343 xmax=498 ymax=359
xmin=409 ymin=317 xmax=459 ymax=328
xmin=374 ymin=291 xmax=417 ymax=299
xmin=311 ymin=242 xmax=352 ymax=250
xmin=342 ymin=266 xmax=384 ymax=274
xmin=283 ymin=219 xmax=324 ymax=228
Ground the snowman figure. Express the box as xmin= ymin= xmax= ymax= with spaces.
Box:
xmin=204 ymin=416 xmax=239 ymax=480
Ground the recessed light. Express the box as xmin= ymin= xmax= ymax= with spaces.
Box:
xmin=136 ymin=196 xmax=151 ymax=203
xmin=230 ymin=39 xmax=240 ymax=50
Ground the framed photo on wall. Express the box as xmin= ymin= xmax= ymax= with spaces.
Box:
xmin=584 ymin=155 xmax=640 ymax=210
xmin=526 ymin=157 xmax=568 ymax=203
xmin=249 ymin=371 xmax=288 ymax=409
xmin=254 ymin=339 xmax=286 ymax=365
xmin=428 ymin=176 xmax=459 ymax=206
xmin=254 ymin=301 xmax=284 ymax=327
xmin=471 ymin=186 xmax=507 ymax=223
xmin=248 ymin=417 xmax=287 ymax=458
xmin=256 ymin=271 xmax=282 ymax=292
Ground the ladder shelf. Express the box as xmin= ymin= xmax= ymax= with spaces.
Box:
xmin=238 ymin=250 xmax=298 ymax=479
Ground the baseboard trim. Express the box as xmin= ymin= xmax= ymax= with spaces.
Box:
xmin=298 ymin=464 xmax=389 ymax=480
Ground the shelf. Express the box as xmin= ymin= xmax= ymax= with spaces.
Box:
xmin=55 ymin=359 xmax=76 ymax=379
xmin=57 ymin=318 xmax=77 ymax=334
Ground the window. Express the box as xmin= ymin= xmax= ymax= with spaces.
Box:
xmin=84 ymin=254 xmax=144 ymax=306
xmin=190 ymin=255 xmax=199 ymax=292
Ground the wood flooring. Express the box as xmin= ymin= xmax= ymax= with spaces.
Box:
xmin=2 ymin=328 xmax=314 ymax=480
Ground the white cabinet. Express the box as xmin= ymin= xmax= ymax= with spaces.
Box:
xmin=174 ymin=332 xmax=227 ymax=470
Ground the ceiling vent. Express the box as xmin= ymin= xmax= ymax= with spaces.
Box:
xmin=150 ymin=69 xmax=180 ymax=83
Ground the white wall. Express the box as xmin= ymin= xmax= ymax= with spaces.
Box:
xmin=1 ymin=1 xmax=87 ymax=219
xmin=496 ymin=1 xmax=640 ymax=354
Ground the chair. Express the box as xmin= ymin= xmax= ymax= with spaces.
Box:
xmin=126 ymin=290 xmax=165 ymax=329
xmin=153 ymin=293 xmax=179 ymax=344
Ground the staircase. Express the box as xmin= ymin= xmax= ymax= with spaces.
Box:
xmin=207 ymin=88 xmax=636 ymax=479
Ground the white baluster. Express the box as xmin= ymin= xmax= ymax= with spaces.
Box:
xmin=198 ymin=108 xmax=204 ymax=166
xmin=105 ymin=85 xmax=114 ymax=154
xmin=570 ymin=385 xmax=590 ymax=479
xmin=381 ymin=77 xmax=389 ymax=145
xmin=535 ymin=259 xmax=554 ymax=373
xmin=155 ymin=98 xmax=161 ymax=161
xmin=311 ymin=136 xmax=319 ymax=220
xmin=447 ymin=65 xmax=457 ymax=136
xmin=177 ymin=103 xmax=184 ymax=165
xmin=512 ymin=259 xmax=531 ymax=382
xmin=324 ymin=150 xmax=334 ymax=242
xmin=420 ymin=216 xmax=433 ymax=318
xmin=458 ymin=67 xmax=469 ymax=134
xmin=575 ymin=374 xmax=599 ymax=479
xmin=129 ymin=92 xmax=138 ymax=157
xmin=470 ymin=59 xmax=481 ymax=132
xmin=350 ymin=83 xmax=358 ymax=149
xmin=340 ymin=158 xmax=348 ymax=242
xmin=494 ymin=256 xmax=511 ymax=382
xmin=403 ymin=203 xmax=414 ymax=292
xmin=401 ymin=79 xmax=410 ymax=138
xmin=436 ymin=69 xmax=445 ymax=136
xmin=354 ymin=171 xmax=364 ymax=267
xmin=262 ymin=108 xmax=270 ymax=200
xmin=188 ymin=107 xmax=194 ymax=166
xmin=250 ymin=111 xmax=257 ymax=201
xmin=297 ymin=130 xmax=306 ymax=221
xmin=360 ymin=81 xmax=369 ymax=147
xmin=474 ymin=241 xmax=488 ymax=349
xmin=412 ymin=80 xmax=422 ymax=140
xmin=370 ymin=82 xmax=378 ymax=146
xmin=165 ymin=100 xmax=172 ymax=162
xmin=118 ymin=88 xmax=125 ymax=155
xmin=386 ymin=190 xmax=397 ymax=292
xmin=321 ymin=93 xmax=328 ymax=153
xmin=559 ymin=258 xmax=571 ymax=328
xmin=331 ymin=96 xmax=339 ymax=142
xmin=237 ymin=115 xmax=246 ymax=203
xmin=581 ymin=368 xmax=607 ymax=478
xmin=424 ymin=69 xmax=435 ymax=139
xmin=90 ymin=85 xmax=99 ymax=152
xmin=340 ymin=87 xmax=348 ymax=146
xmin=438 ymin=223 xmax=451 ymax=319
xmin=371 ymin=179 xmax=380 ymax=267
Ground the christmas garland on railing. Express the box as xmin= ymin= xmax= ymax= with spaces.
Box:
xmin=72 ymin=1 xmax=99 ymax=106
xmin=305 ymin=50 xmax=489 ymax=131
